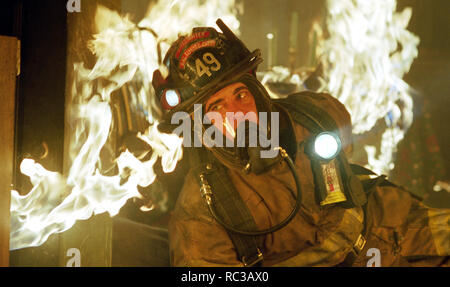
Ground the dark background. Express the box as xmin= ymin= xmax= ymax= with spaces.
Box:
xmin=0 ymin=0 xmax=67 ymax=194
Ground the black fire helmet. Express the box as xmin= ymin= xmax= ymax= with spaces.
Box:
xmin=152 ymin=19 xmax=263 ymax=120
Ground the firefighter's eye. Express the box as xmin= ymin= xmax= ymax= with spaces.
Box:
xmin=237 ymin=91 xmax=248 ymax=100
xmin=211 ymin=104 xmax=222 ymax=111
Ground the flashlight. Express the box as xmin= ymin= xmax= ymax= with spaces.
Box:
xmin=160 ymin=89 xmax=181 ymax=109
xmin=313 ymin=132 xmax=342 ymax=161
xmin=306 ymin=131 xmax=347 ymax=206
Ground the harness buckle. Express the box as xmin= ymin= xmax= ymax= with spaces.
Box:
xmin=353 ymin=234 xmax=366 ymax=254
xmin=242 ymin=248 xmax=263 ymax=267
xmin=199 ymin=174 xmax=213 ymax=205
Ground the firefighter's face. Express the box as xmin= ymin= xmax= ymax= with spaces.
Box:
xmin=205 ymin=82 xmax=258 ymax=140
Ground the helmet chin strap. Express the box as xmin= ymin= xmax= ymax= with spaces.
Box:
xmin=200 ymin=147 xmax=303 ymax=236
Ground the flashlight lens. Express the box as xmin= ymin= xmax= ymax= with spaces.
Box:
xmin=165 ymin=89 xmax=180 ymax=107
xmin=314 ymin=133 xmax=340 ymax=160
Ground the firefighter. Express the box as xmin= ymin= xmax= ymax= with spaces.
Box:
xmin=151 ymin=19 xmax=450 ymax=267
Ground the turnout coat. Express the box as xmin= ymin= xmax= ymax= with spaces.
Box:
xmin=168 ymin=92 xmax=450 ymax=267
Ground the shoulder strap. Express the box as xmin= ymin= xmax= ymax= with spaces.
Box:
xmin=275 ymin=92 xmax=368 ymax=208
xmin=274 ymin=92 xmax=340 ymax=134
xmin=189 ymin=148 xmax=264 ymax=266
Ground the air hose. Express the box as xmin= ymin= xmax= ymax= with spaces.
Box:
xmin=200 ymin=148 xmax=302 ymax=236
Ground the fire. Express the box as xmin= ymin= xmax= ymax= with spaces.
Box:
xmin=10 ymin=0 xmax=240 ymax=250
xmin=259 ymin=66 xmax=302 ymax=99
xmin=316 ymin=0 xmax=419 ymax=175
xmin=259 ymin=1 xmax=419 ymax=175
xmin=258 ymin=1 xmax=418 ymax=175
